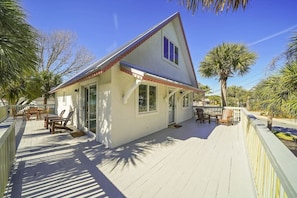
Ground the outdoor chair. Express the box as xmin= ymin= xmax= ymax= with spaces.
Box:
xmin=218 ymin=109 xmax=233 ymax=126
xmin=44 ymin=109 xmax=66 ymax=129
xmin=25 ymin=107 xmax=39 ymax=120
xmin=49 ymin=110 xmax=74 ymax=134
xmin=196 ymin=108 xmax=211 ymax=123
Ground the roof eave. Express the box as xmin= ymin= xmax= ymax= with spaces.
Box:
xmin=120 ymin=62 xmax=204 ymax=94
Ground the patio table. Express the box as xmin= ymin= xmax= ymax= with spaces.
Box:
xmin=207 ymin=113 xmax=222 ymax=122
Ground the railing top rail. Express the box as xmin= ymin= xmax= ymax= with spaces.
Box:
xmin=0 ymin=106 xmax=8 ymax=123
xmin=242 ymin=108 xmax=297 ymax=197
xmin=0 ymin=118 xmax=15 ymax=147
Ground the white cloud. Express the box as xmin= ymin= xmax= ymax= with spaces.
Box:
xmin=113 ymin=13 xmax=119 ymax=31
xmin=248 ymin=24 xmax=297 ymax=47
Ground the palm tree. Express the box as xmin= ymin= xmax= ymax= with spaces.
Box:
xmin=38 ymin=71 xmax=62 ymax=107
xmin=286 ymin=31 xmax=297 ymax=62
xmin=227 ymin=85 xmax=248 ymax=107
xmin=281 ymin=62 xmax=297 ymax=92
xmin=177 ymin=0 xmax=249 ymax=13
xmin=208 ymin=95 xmax=221 ymax=105
xmin=199 ymin=43 xmax=257 ymax=106
xmin=193 ymin=83 xmax=212 ymax=105
xmin=0 ymin=0 xmax=38 ymax=88
xmin=280 ymin=62 xmax=297 ymax=116
xmin=266 ymin=31 xmax=297 ymax=117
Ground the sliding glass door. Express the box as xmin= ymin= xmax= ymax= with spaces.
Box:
xmin=84 ymin=85 xmax=96 ymax=133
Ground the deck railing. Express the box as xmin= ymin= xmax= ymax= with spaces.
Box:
xmin=0 ymin=118 xmax=16 ymax=197
xmin=195 ymin=106 xmax=297 ymax=197
xmin=9 ymin=104 xmax=56 ymax=119
xmin=193 ymin=106 xmax=241 ymax=123
xmin=0 ymin=106 xmax=8 ymax=123
xmin=1 ymin=105 xmax=297 ymax=197
xmin=241 ymin=108 xmax=297 ymax=198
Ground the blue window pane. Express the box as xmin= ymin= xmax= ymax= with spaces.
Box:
xmin=164 ymin=37 xmax=168 ymax=59
xmin=175 ymin=46 xmax=178 ymax=64
xmin=170 ymin=42 xmax=174 ymax=61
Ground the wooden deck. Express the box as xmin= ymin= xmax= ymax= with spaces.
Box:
xmin=5 ymin=118 xmax=256 ymax=198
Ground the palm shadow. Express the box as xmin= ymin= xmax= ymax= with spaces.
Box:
xmin=6 ymin=118 xmax=218 ymax=197
xmin=89 ymin=119 xmax=218 ymax=171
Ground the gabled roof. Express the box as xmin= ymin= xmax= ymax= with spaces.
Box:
xmin=50 ymin=12 xmax=199 ymax=93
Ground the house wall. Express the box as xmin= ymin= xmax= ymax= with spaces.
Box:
xmin=54 ymin=70 xmax=112 ymax=144
xmin=107 ymin=64 xmax=193 ymax=148
xmin=77 ymin=77 xmax=98 ymax=131
xmin=77 ymin=70 xmax=112 ymax=147
xmin=122 ymin=23 xmax=195 ymax=86
xmin=54 ymin=67 xmax=194 ymax=148
xmin=175 ymin=93 xmax=194 ymax=122
xmin=109 ymin=65 xmax=166 ymax=147
xmin=53 ymin=20 xmax=196 ymax=148
xmin=55 ymin=83 xmax=79 ymax=126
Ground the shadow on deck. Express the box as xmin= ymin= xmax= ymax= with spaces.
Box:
xmin=5 ymin=118 xmax=256 ymax=198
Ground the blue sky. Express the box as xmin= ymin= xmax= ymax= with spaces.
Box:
xmin=21 ymin=0 xmax=297 ymax=95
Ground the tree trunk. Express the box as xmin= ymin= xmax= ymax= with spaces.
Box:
xmin=43 ymin=96 xmax=47 ymax=109
xmin=267 ymin=113 xmax=273 ymax=131
xmin=220 ymin=79 xmax=227 ymax=107
xmin=246 ymin=97 xmax=250 ymax=110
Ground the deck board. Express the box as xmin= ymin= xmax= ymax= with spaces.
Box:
xmin=5 ymin=118 xmax=256 ymax=198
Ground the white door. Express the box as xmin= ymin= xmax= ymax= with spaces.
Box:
xmin=168 ymin=91 xmax=175 ymax=124
xmin=84 ymin=85 xmax=96 ymax=133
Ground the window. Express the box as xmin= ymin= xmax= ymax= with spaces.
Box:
xmin=163 ymin=37 xmax=168 ymax=59
xmin=149 ymin=86 xmax=156 ymax=111
xmin=169 ymin=42 xmax=174 ymax=61
xmin=139 ymin=84 xmax=157 ymax=113
xmin=174 ymin=46 xmax=179 ymax=64
xmin=183 ymin=94 xmax=189 ymax=107
xmin=163 ymin=36 xmax=179 ymax=65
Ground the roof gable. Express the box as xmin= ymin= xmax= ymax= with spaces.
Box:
xmin=51 ymin=12 xmax=198 ymax=92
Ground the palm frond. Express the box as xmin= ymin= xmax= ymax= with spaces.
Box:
xmin=177 ymin=0 xmax=249 ymax=13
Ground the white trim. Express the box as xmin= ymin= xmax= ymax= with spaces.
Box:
xmin=162 ymin=31 xmax=179 ymax=67
xmin=123 ymin=79 xmax=142 ymax=104
xmin=136 ymin=82 xmax=158 ymax=115
xmin=123 ymin=69 xmax=144 ymax=104
xmin=79 ymin=82 xmax=97 ymax=133
xmin=167 ymin=88 xmax=177 ymax=124
xmin=164 ymin=88 xmax=180 ymax=103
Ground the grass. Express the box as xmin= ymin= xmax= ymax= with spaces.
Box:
xmin=273 ymin=131 xmax=297 ymax=141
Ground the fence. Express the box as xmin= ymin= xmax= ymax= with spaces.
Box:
xmin=0 ymin=118 xmax=16 ymax=197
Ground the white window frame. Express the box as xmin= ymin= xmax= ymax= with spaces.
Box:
xmin=182 ymin=93 xmax=190 ymax=108
xmin=138 ymin=84 xmax=158 ymax=114
xmin=162 ymin=33 xmax=179 ymax=66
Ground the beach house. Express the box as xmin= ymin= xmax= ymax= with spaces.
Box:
xmin=50 ymin=12 xmax=203 ymax=148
